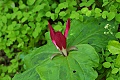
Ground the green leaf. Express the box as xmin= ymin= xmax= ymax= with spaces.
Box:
xmin=19 ymin=4 xmax=26 ymax=9
xmin=102 ymin=1 xmax=109 ymax=7
xmin=106 ymin=77 xmax=114 ymax=80
xmin=27 ymin=0 xmax=35 ymax=5
xmin=115 ymin=14 xmax=120 ymax=22
xmin=67 ymin=17 xmax=117 ymax=52
xmin=13 ymin=43 xmax=99 ymax=80
xmin=103 ymin=62 xmax=111 ymax=68
xmin=55 ymin=7 xmax=60 ymax=13
xmin=70 ymin=11 xmax=79 ymax=19
xmin=109 ymin=5 xmax=117 ymax=12
xmin=102 ymin=11 xmax=108 ymax=19
xmin=58 ymin=2 xmax=68 ymax=9
xmin=107 ymin=12 xmax=115 ymax=21
xmin=21 ymin=17 xmax=28 ymax=23
xmin=12 ymin=68 xmax=41 ymax=80
xmin=115 ymin=54 xmax=120 ymax=67
xmin=115 ymin=32 xmax=120 ymax=38
xmin=45 ymin=11 xmax=51 ymax=17
xmin=59 ymin=11 xmax=67 ymax=17
xmin=116 ymin=0 xmax=120 ymax=2
xmin=81 ymin=7 xmax=88 ymax=14
xmin=111 ymin=68 xmax=119 ymax=74
xmin=86 ymin=10 xmax=91 ymax=17
xmin=107 ymin=40 xmax=120 ymax=55
xmin=2 ymin=16 xmax=7 ymax=24
xmin=32 ymin=23 xmax=41 ymax=38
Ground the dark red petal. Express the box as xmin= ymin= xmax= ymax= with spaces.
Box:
xmin=64 ymin=18 xmax=70 ymax=38
xmin=54 ymin=31 xmax=66 ymax=50
xmin=48 ymin=22 xmax=56 ymax=43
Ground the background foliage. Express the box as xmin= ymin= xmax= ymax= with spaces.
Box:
xmin=0 ymin=0 xmax=120 ymax=80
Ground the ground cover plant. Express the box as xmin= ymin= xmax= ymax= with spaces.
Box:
xmin=0 ymin=0 xmax=120 ymax=80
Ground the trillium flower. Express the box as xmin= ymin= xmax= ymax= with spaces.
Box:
xmin=48 ymin=19 xmax=77 ymax=59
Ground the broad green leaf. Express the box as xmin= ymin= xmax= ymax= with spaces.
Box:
xmin=12 ymin=68 xmax=41 ymax=80
xmin=12 ymin=43 xmax=99 ymax=80
xmin=67 ymin=17 xmax=117 ymax=52
xmin=36 ymin=44 xmax=99 ymax=80
xmin=107 ymin=40 xmax=120 ymax=55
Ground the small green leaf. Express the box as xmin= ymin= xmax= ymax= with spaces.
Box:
xmin=107 ymin=40 xmax=120 ymax=55
xmin=51 ymin=14 xmax=55 ymax=21
xmin=116 ymin=0 xmax=120 ymax=2
xmin=45 ymin=11 xmax=51 ymax=17
xmin=95 ymin=8 xmax=102 ymax=18
xmin=115 ymin=32 xmax=120 ymax=38
xmin=32 ymin=24 xmax=41 ymax=38
xmin=115 ymin=14 xmax=120 ymax=22
xmin=51 ymin=3 xmax=57 ymax=9
xmin=58 ymin=2 xmax=68 ymax=9
xmin=81 ymin=7 xmax=88 ymax=14
xmin=27 ymin=0 xmax=35 ymax=5
xmin=102 ymin=11 xmax=108 ymax=19
xmin=79 ymin=15 xmax=83 ymax=21
xmin=95 ymin=8 xmax=102 ymax=13
xmin=109 ymin=5 xmax=117 ymax=12
xmin=86 ymin=10 xmax=91 ymax=17
xmin=21 ymin=17 xmax=28 ymax=23
xmin=115 ymin=54 xmax=120 ymax=67
xmin=17 ymin=11 xmax=22 ymax=19
xmin=70 ymin=11 xmax=79 ymax=19
xmin=19 ymin=4 xmax=26 ymax=9
xmin=106 ymin=77 xmax=114 ymax=80
xmin=111 ymin=68 xmax=119 ymax=74
xmin=107 ymin=12 xmax=115 ymax=21
xmin=59 ymin=11 xmax=66 ymax=17
xmin=55 ymin=7 xmax=60 ymax=13
xmin=2 ymin=16 xmax=7 ymax=24
xmin=103 ymin=62 xmax=111 ymax=68
xmin=102 ymin=2 xmax=109 ymax=7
